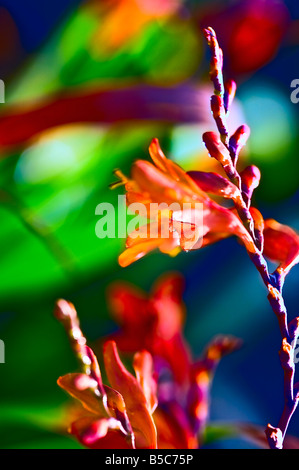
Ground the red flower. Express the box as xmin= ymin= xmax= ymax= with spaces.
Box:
xmin=199 ymin=0 xmax=290 ymax=75
xmin=55 ymin=300 xmax=157 ymax=449
xmin=104 ymin=273 xmax=241 ymax=448
xmin=155 ymin=333 xmax=241 ymax=449
xmin=263 ymin=219 xmax=299 ymax=279
xmin=106 ymin=272 xmax=191 ymax=384
xmin=112 ymin=133 xmax=299 ymax=290
xmin=55 ymin=278 xmax=241 ymax=449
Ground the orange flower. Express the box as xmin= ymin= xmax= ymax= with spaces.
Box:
xmin=104 ymin=273 xmax=241 ymax=448
xmin=112 ymin=137 xmax=257 ymax=267
xmin=105 ymin=272 xmax=191 ymax=384
xmin=55 ymin=300 xmax=157 ymax=449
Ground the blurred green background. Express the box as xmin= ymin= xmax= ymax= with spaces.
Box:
xmin=0 ymin=0 xmax=299 ymax=449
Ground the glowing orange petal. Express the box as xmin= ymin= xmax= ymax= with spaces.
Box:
xmin=148 ymin=138 xmax=168 ymax=172
xmin=104 ymin=385 xmax=132 ymax=435
xmin=154 ymin=404 xmax=198 ymax=449
xmin=103 ymin=341 xmax=157 ymax=449
xmin=149 ymin=138 xmax=204 ymax=192
xmin=119 ymin=239 xmax=165 ymax=267
xmin=119 ymin=219 xmax=180 ymax=267
xmin=133 ymin=350 xmax=158 ymax=414
xmin=172 ymin=220 xmax=201 ymax=251
xmin=57 ymin=373 xmax=108 ymax=417
xmin=250 ymin=207 xmax=264 ymax=233
xmin=132 ymin=159 xmax=207 ymax=204
xmin=175 ymin=205 xmax=256 ymax=254
xmin=201 ymin=231 xmax=231 ymax=247
xmin=250 ymin=206 xmax=264 ymax=250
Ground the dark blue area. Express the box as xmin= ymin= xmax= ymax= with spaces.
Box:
xmin=283 ymin=0 xmax=299 ymax=18
xmin=0 ymin=0 xmax=85 ymax=51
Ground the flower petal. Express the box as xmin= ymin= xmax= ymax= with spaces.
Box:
xmin=71 ymin=417 xmax=133 ymax=449
xmin=57 ymin=373 xmax=108 ymax=417
xmin=250 ymin=207 xmax=264 ymax=251
xmin=151 ymin=273 xmax=192 ymax=383
xmin=263 ymin=219 xmax=299 ymax=275
xmin=133 ymin=350 xmax=158 ymax=414
xmin=172 ymin=220 xmax=201 ymax=251
xmin=103 ymin=341 xmax=157 ymax=449
xmin=119 ymin=237 xmax=179 ymax=268
xmin=104 ymin=385 xmax=132 ymax=436
xmin=187 ymin=335 xmax=241 ymax=434
xmin=132 ymin=159 xmax=208 ymax=205
xmin=149 ymin=138 xmax=205 ymax=192
xmin=119 ymin=220 xmax=181 ymax=267
xmin=148 ymin=138 xmax=169 ymax=173
xmin=154 ymin=403 xmax=198 ymax=449
xmin=174 ymin=206 xmax=257 ymax=254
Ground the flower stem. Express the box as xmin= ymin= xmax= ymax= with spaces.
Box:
xmin=204 ymin=27 xmax=298 ymax=449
